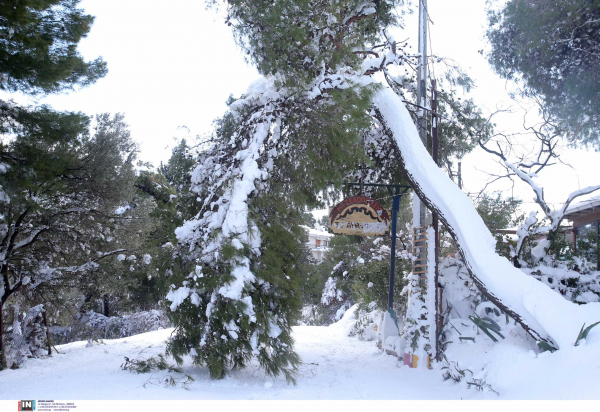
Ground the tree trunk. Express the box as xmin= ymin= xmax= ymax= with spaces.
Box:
xmin=42 ymin=310 xmax=52 ymax=356
xmin=102 ymin=295 xmax=109 ymax=317
xmin=370 ymin=87 xmax=600 ymax=350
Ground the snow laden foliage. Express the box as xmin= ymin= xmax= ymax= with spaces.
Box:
xmin=319 ymin=273 xmax=353 ymax=325
xmin=0 ymin=112 xmax=138 ymax=369
xmin=166 ymin=71 xmax=380 ymax=382
xmin=321 ymin=277 xmax=345 ymax=307
xmin=439 ymin=256 xmax=482 ymax=319
xmin=4 ymin=304 xmax=48 ymax=369
xmin=170 ymin=0 xmax=600 ymax=382
xmin=50 ymin=309 xmax=170 ymax=345
xmin=521 ymin=265 xmax=600 ymax=304
xmin=401 ymin=227 xmax=436 ymax=359
xmin=168 ymin=0 xmax=408 ymax=383
xmin=503 ymin=161 xmax=600 ymax=264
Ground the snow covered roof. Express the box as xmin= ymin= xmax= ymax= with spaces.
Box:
xmin=564 ymin=194 xmax=600 ymax=216
xmin=495 ymin=227 xmax=518 ymax=234
xmin=301 ymin=225 xmax=333 ymax=238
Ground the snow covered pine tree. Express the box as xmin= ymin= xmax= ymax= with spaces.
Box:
xmin=166 ymin=0 xmax=600 ymax=382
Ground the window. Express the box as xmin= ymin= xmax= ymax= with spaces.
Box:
xmin=315 ymin=239 xmax=320 ymax=247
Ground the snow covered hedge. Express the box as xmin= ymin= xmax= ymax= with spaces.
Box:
xmin=50 ymin=309 xmax=170 ymax=345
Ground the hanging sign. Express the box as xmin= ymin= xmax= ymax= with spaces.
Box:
xmin=329 ymin=196 xmax=391 ymax=236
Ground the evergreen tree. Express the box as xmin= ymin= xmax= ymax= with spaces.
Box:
xmin=0 ymin=0 xmax=111 ymax=365
xmin=487 ymin=0 xmax=600 ymax=148
xmin=0 ymin=0 xmax=106 ymax=94
xmin=167 ymin=0 xmax=403 ymax=382
xmin=476 ymin=192 xmax=523 ymax=258
xmin=126 ymin=142 xmax=199 ymax=311
xmin=166 ymin=0 xmax=549 ymax=380
xmin=0 ymin=113 xmax=137 ymax=368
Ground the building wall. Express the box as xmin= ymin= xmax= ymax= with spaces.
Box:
xmin=572 ymin=209 xmax=600 ymax=228
xmin=306 ymin=232 xmax=332 ymax=262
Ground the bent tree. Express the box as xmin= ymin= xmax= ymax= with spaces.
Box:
xmin=167 ymin=0 xmax=600 ymax=381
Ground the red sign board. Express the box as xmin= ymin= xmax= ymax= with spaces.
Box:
xmin=329 ymin=196 xmax=391 ymax=235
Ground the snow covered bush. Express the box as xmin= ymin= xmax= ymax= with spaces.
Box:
xmin=521 ymin=265 xmax=600 ymax=304
xmin=318 ymin=268 xmax=355 ymax=325
xmin=439 ymin=255 xmax=483 ymax=319
xmin=349 ymin=303 xmax=381 ymax=342
xmin=50 ymin=309 xmax=170 ymax=345
xmin=298 ymin=305 xmax=323 ymax=326
xmin=499 ymin=219 xmax=600 ymax=306
xmin=3 ymin=304 xmax=48 ymax=369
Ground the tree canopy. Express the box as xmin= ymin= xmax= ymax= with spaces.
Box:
xmin=0 ymin=0 xmax=107 ymax=94
xmin=487 ymin=0 xmax=600 ymax=148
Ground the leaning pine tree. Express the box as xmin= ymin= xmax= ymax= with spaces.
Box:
xmin=167 ymin=0 xmax=600 ymax=382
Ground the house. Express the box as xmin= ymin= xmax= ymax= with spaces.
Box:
xmin=302 ymin=225 xmax=333 ymax=262
xmin=564 ymin=195 xmax=600 ymax=269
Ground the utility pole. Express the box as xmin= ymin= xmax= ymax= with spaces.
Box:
xmin=431 ymin=79 xmax=441 ymax=361
xmin=404 ymin=0 xmax=435 ymax=369
xmin=415 ymin=0 xmax=428 ymax=228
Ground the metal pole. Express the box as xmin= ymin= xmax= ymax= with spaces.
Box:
xmin=416 ymin=0 xmax=429 ymax=227
xmin=388 ymin=189 xmax=401 ymax=310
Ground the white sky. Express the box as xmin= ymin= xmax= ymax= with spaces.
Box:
xmin=35 ymin=0 xmax=600 ymax=217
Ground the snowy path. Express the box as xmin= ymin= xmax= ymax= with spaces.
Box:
xmin=0 ymin=326 xmax=477 ymax=400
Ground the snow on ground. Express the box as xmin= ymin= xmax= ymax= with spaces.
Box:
xmin=0 ymin=324 xmax=472 ymax=400
xmin=1 ymin=310 xmax=599 ymax=400
xmin=444 ymin=316 xmax=600 ymax=400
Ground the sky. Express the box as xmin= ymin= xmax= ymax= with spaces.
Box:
xmin=34 ymin=0 xmax=600 ymax=218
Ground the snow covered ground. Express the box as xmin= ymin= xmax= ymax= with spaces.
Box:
xmin=0 ymin=324 xmax=467 ymax=400
xmin=1 ymin=313 xmax=599 ymax=400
